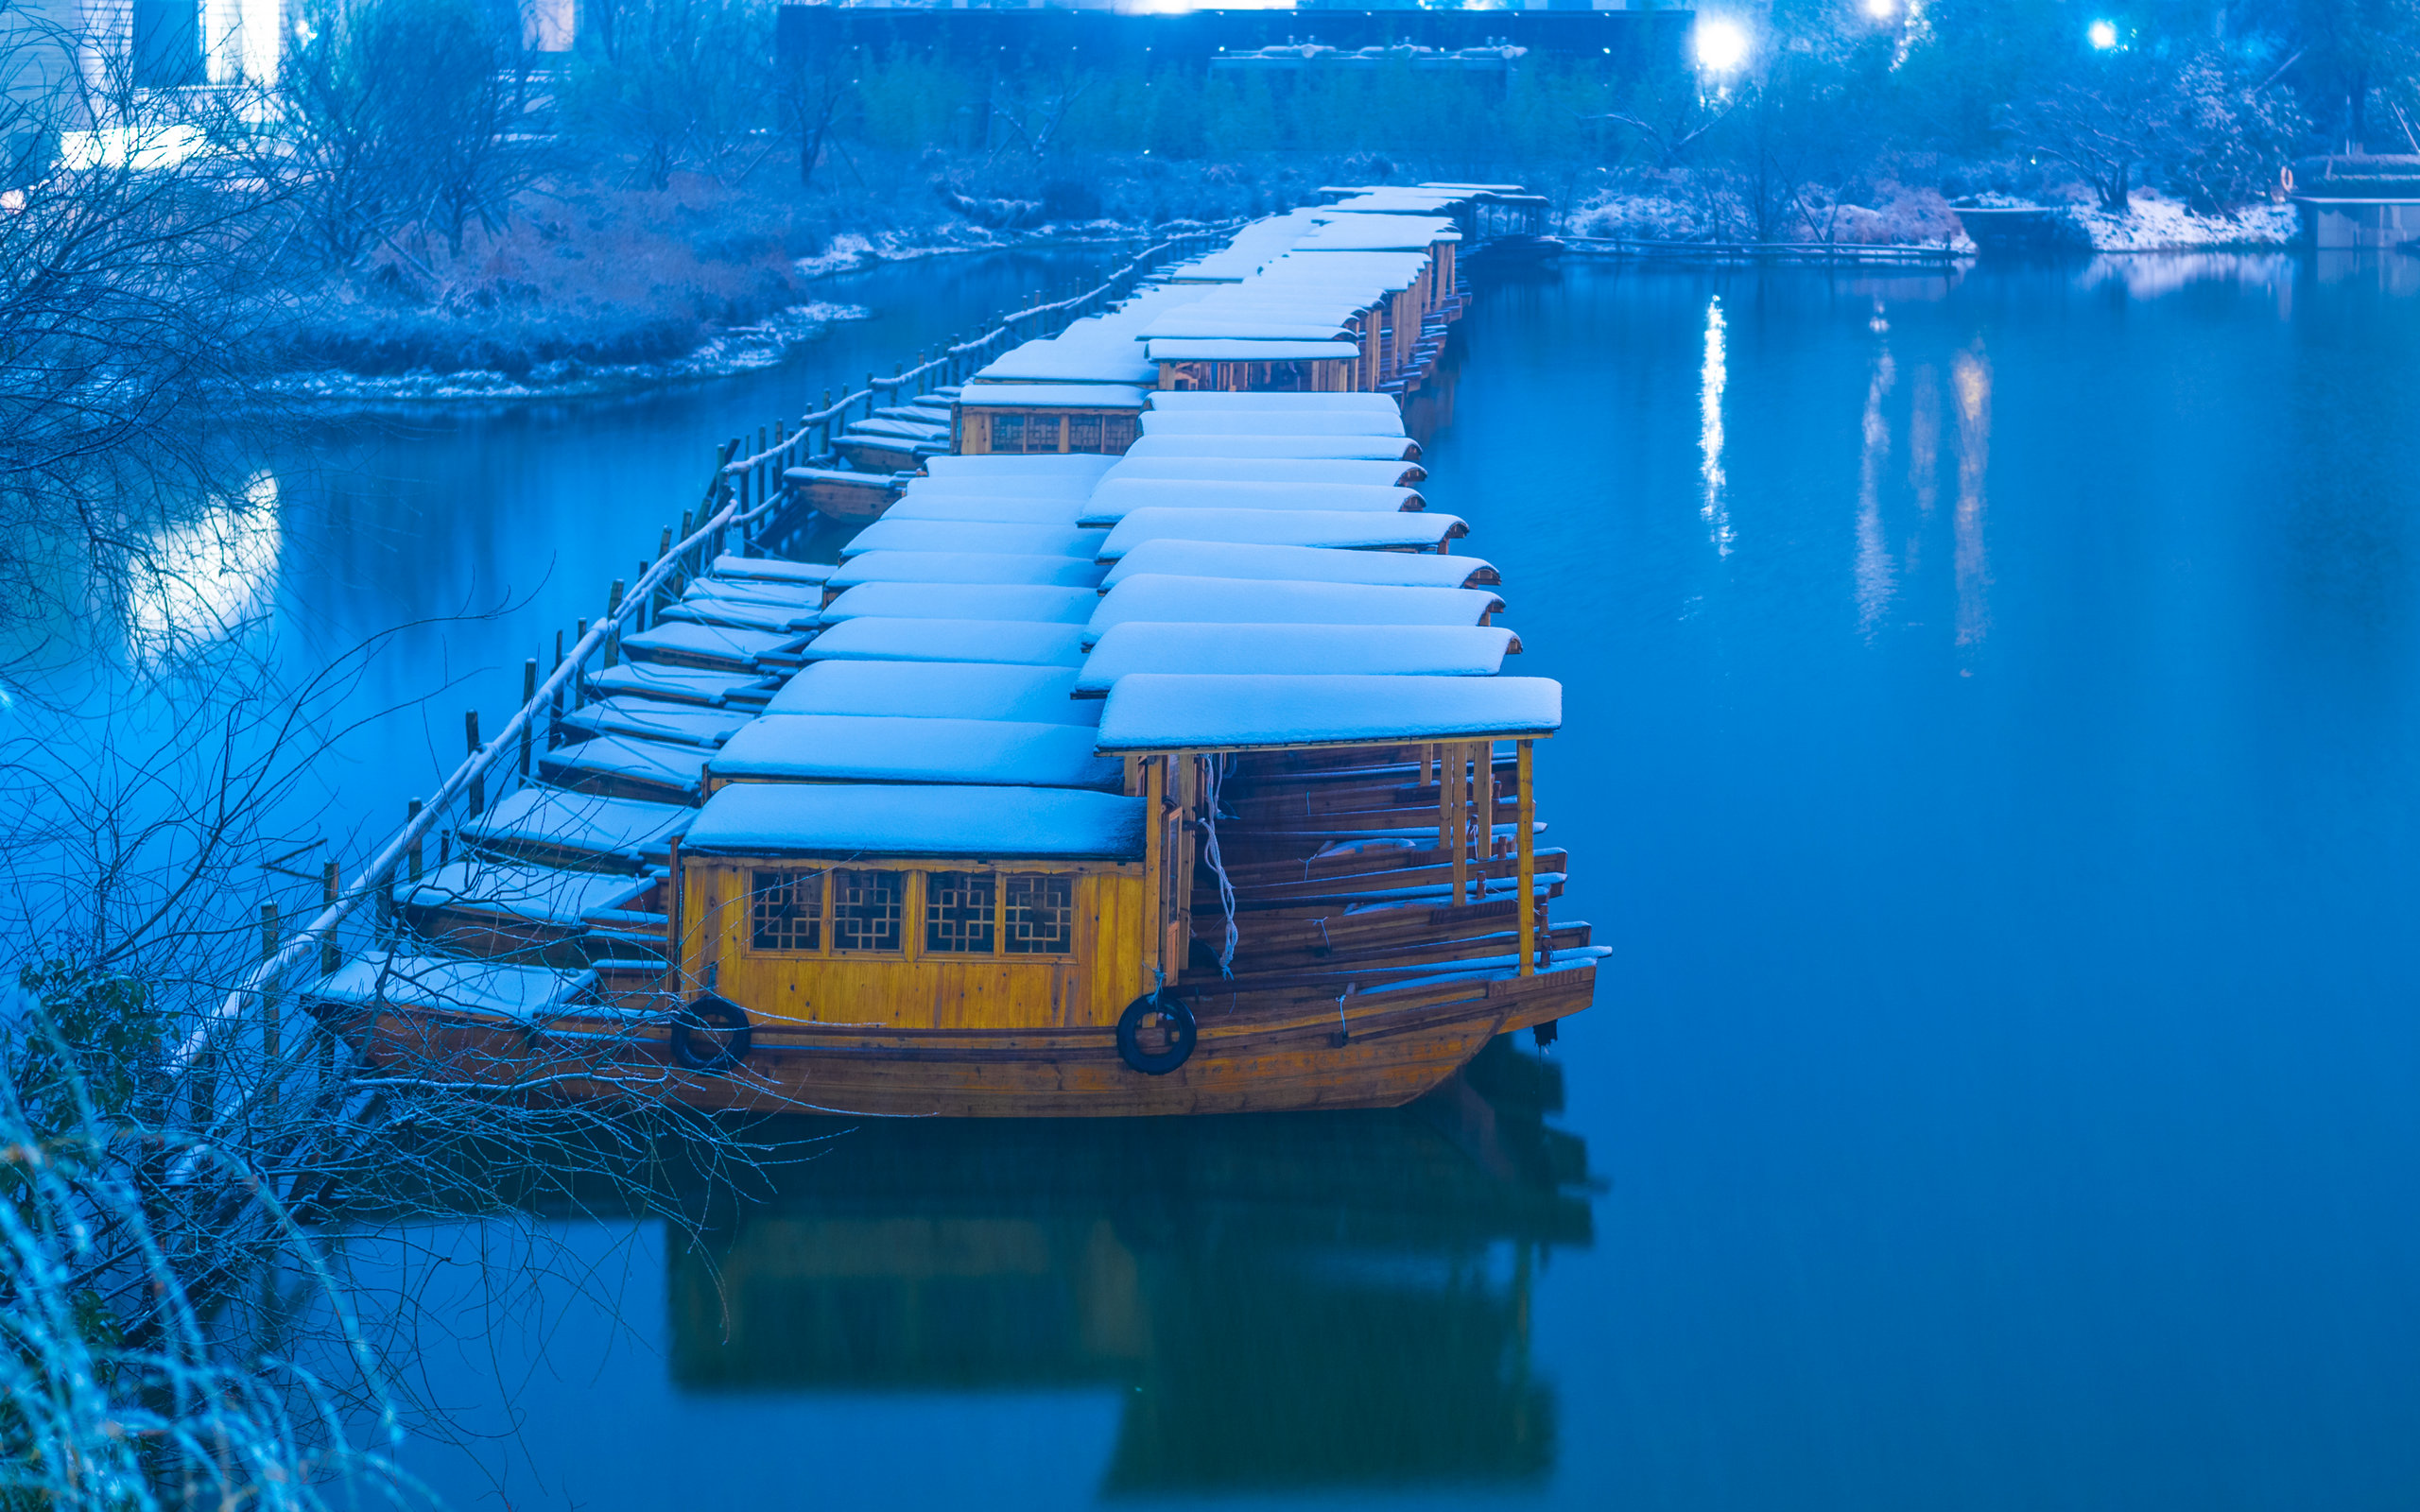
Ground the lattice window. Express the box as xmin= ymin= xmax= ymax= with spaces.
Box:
xmin=1066 ymin=414 xmax=1103 ymax=452
xmin=1100 ymin=416 xmax=1136 ymax=453
xmin=925 ymin=871 xmax=996 ymax=954
xmin=832 ymin=869 xmax=904 ymax=952
xmin=1003 ymin=873 xmax=1075 ymax=954
xmin=989 ymin=414 xmax=1025 ymax=453
xmin=1023 ymin=416 xmax=1063 ymax=454
xmin=750 ymin=869 xmax=822 ymax=953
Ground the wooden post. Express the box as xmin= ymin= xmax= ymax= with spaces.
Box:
xmin=1447 ymin=743 xmax=1468 ymax=905
xmin=464 ymin=711 xmax=484 ymax=815
xmin=407 ymin=799 xmax=424 ymax=881
xmin=573 ymin=619 xmax=588 ymax=708
xmin=1142 ymin=756 xmax=1165 ymax=984
xmin=519 ymin=659 xmax=537 ymax=777
xmin=603 ymin=579 xmax=624 ymax=667
xmin=1478 ymin=741 xmax=1496 ymax=857
xmin=549 ymin=629 xmax=565 ymax=732
xmin=1516 ymin=740 xmax=1537 ymax=975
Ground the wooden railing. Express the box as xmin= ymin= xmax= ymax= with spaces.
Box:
xmin=172 ymin=225 xmax=1234 ymax=1111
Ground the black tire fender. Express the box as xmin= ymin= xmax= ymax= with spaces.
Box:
xmin=1115 ymin=992 xmax=1197 ymax=1075
xmin=670 ymin=992 xmax=752 ymax=1073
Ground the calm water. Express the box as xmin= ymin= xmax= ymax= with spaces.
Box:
xmin=314 ymin=251 xmax=2420 ymax=1509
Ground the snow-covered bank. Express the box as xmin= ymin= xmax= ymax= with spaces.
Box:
xmin=272 ymin=300 xmax=872 ymax=404
xmin=2067 ymin=191 xmax=2299 ymax=250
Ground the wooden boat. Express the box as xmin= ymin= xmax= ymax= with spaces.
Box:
xmin=782 ymin=464 xmax=901 ymax=521
xmin=311 ymin=198 xmax=1599 ymax=1120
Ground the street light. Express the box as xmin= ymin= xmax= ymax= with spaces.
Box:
xmin=1863 ymin=0 xmax=1897 ymax=19
xmin=2087 ymin=19 xmax=2119 ymax=48
xmin=1695 ymin=16 xmax=1750 ymax=73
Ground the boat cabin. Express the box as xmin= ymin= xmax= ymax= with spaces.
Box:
xmin=670 ymin=673 xmax=1562 ymax=1036
xmin=1149 ymin=337 xmax=1362 ymax=393
xmin=953 ymin=384 xmax=1147 ymax=455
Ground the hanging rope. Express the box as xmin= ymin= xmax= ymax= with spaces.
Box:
xmin=1200 ymin=755 xmax=1240 ymax=977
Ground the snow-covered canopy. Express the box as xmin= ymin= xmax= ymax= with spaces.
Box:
xmin=824 ymin=551 xmax=1105 ymax=590
xmin=1097 ymin=506 xmax=1467 ymax=559
xmin=766 ymin=661 xmax=1096 ymax=726
xmin=1083 ymin=575 xmax=1504 ymax=644
xmin=955 ymin=384 xmax=1147 ymax=410
xmin=1095 ymin=674 xmax=1561 ymax=752
xmin=1098 ymin=539 xmax=1495 ymax=593
xmin=1144 ymin=391 xmax=1403 ymax=417
xmin=1146 ymin=338 xmax=1360 ymax=363
xmin=1074 ymin=623 xmax=1518 ymax=696
xmin=710 ymin=713 xmax=1121 ymax=789
xmin=839 ymin=520 xmax=1107 ymax=559
xmin=819 ymin=581 xmax=1097 ymax=626
xmin=1076 ymin=478 xmax=1424 ymax=527
xmin=1139 ymin=409 xmax=1406 ymax=438
xmin=1122 ymin=434 xmax=1422 ymax=462
xmin=803 ymin=617 xmax=1089 ymax=668
xmin=402 ymin=860 xmax=657 ymax=927
xmin=310 ymin=952 xmax=596 ymax=1023
xmin=681 ymin=782 xmax=1147 ymax=863
xmin=458 ymin=785 xmax=694 ymax=863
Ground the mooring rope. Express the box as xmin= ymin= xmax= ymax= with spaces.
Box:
xmin=1199 ymin=756 xmax=1240 ymax=977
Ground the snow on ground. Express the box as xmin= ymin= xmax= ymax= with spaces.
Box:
xmin=272 ymin=301 xmax=871 ymax=404
xmin=2069 ymin=190 xmax=2299 ymax=250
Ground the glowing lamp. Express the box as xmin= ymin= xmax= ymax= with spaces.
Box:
xmin=1694 ymin=16 xmax=1749 ymax=72
xmin=2087 ymin=19 xmax=2118 ymax=47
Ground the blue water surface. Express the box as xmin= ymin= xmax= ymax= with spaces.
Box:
xmin=320 ymin=251 xmax=2420 ymax=1510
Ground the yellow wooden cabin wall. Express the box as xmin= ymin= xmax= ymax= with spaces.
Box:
xmin=680 ymin=859 xmax=1154 ymax=1030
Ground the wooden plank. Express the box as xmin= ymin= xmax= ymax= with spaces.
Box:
xmin=1516 ymin=740 xmax=1535 ymax=976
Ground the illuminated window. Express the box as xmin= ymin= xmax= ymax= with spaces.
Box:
xmin=1003 ymin=874 xmax=1075 ymax=954
xmin=832 ymin=869 xmax=904 ymax=952
xmin=925 ymin=871 xmax=996 ymax=954
xmin=750 ymin=869 xmax=823 ymax=952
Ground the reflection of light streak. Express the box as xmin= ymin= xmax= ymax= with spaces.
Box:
xmin=1952 ymin=347 xmax=1991 ymax=648
xmin=1906 ymin=363 xmax=1940 ymax=571
xmin=1856 ymin=346 xmax=1897 ymax=635
xmin=127 ymin=472 xmax=281 ymax=662
xmin=1700 ymin=296 xmax=1732 ymax=557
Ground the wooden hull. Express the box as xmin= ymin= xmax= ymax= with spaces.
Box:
xmin=344 ymin=964 xmax=1594 ymax=1118
xmin=837 ymin=437 xmax=925 ymax=473
xmin=787 ymin=470 xmax=900 ymax=521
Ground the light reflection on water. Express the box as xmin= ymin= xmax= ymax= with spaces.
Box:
xmin=124 ymin=469 xmax=282 ymax=663
xmin=1698 ymin=294 xmax=1732 ymax=557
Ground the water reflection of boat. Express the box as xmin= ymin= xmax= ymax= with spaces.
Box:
xmin=666 ymin=1037 xmax=1591 ymax=1495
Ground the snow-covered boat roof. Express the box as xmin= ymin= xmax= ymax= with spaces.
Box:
xmin=766 ymin=661 xmax=1095 ymax=726
xmin=1097 ymin=506 xmax=1467 ymax=558
xmin=820 ymin=581 xmax=1097 ymax=626
xmin=1137 ymin=315 xmax=1356 ymax=341
xmin=619 ymin=621 xmax=806 ymax=665
xmin=825 ymin=551 xmax=1105 ymax=590
xmin=802 ymin=616 xmax=1089 ymax=667
xmin=1139 ymin=409 xmax=1406 ymax=438
xmin=1146 ymin=338 xmax=1361 ymax=363
xmin=925 ymin=454 xmax=1120 ymax=481
xmin=1076 ymin=478 xmax=1423 ymax=527
xmin=710 ymin=714 xmax=1122 ymax=789
xmin=1100 ymin=457 xmax=1422 ymax=489
xmin=839 ymin=520 xmax=1108 ymax=559
xmin=681 ymin=782 xmax=1147 ymax=863
xmin=903 ymin=471 xmax=1099 ymax=499
xmin=1143 ymin=391 xmax=1403 ymax=416
xmin=885 ymin=494 xmax=1088 ymax=525
xmin=309 ymin=951 xmax=596 ymax=1023
xmin=583 ymin=662 xmax=768 ymax=706
xmin=1096 ymin=673 xmax=1561 ymax=752
xmin=458 ymin=785 xmax=695 ymax=863
xmin=402 ymin=860 xmax=657 ymax=927
xmin=1293 ymin=214 xmax=1462 ymax=251
xmin=972 ymin=338 xmax=1156 ymax=387
xmin=537 ymin=732 xmax=708 ymax=797
xmin=1074 ymin=623 xmax=1517 ymax=696
xmin=1123 ymin=433 xmax=1422 ymax=462
xmin=711 ymin=555 xmax=836 ymax=585
xmin=955 ymin=384 xmax=1147 ymax=410
xmin=558 ymin=697 xmax=753 ymax=747
xmin=1099 ymin=539 xmax=1497 ymax=593
xmin=1084 ymin=575 xmax=1504 ymax=644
